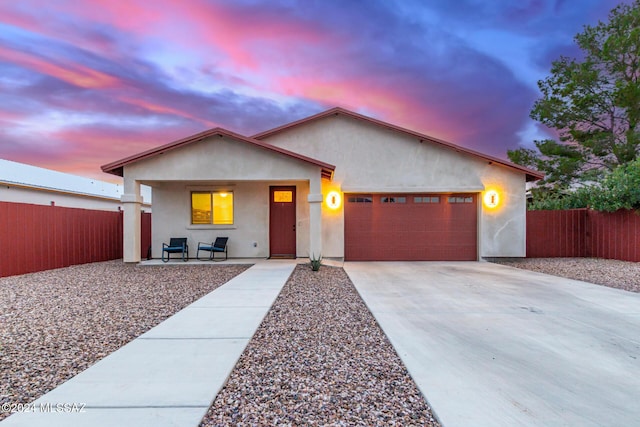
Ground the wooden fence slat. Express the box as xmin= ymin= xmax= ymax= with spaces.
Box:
xmin=0 ymin=203 xmax=8 ymax=276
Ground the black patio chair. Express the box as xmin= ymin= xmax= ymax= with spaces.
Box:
xmin=197 ymin=237 xmax=228 ymax=261
xmin=162 ymin=238 xmax=189 ymax=262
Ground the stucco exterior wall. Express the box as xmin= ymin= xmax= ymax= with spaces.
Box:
xmin=123 ymin=135 xmax=320 ymax=258
xmin=262 ymin=114 xmax=527 ymax=258
xmin=125 ymin=136 xmax=321 ymax=182
xmin=150 ymin=181 xmax=311 ymax=259
xmin=479 ymin=168 xmax=527 ymax=257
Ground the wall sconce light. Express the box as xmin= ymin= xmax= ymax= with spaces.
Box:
xmin=484 ymin=190 xmax=500 ymax=208
xmin=326 ymin=191 xmax=341 ymax=209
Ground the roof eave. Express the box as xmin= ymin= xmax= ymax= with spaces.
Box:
xmin=526 ymin=172 xmax=544 ymax=182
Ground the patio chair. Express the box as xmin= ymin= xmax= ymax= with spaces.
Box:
xmin=162 ymin=237 xmax=189 ymax=262
xmin=197 ymin=237 xmax=228 ymax=261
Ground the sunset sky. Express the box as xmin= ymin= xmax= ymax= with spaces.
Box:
xmin=0 ymin=0 xmax=626 ymax=181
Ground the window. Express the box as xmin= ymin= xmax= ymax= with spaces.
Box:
xmin=448 ymin=196 xmax=473 ymax=204
xmin=348 ymin=196 xmax=373 ymax=203
xmin=273 ymin=190 xmax=293 ymax=203
xmin=191 ymin=191 xmax=234 ymax=225
xmin=414 ymin=196 xmax=440 ymax=203
xmin=381 ymin=196 xmax=406 ymax=203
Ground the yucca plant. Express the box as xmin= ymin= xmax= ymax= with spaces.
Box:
xmin=310 ymin=253 xmax=322 ymax=271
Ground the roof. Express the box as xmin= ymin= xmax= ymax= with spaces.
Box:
xmin=252 ymin=107 xmax=544 ymax=182
xmin=101 ymin=127 xmax=336 ymax=180
xmin=0 ymin=158 xmax=152 ymax=202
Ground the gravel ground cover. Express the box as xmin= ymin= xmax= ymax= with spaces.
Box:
xmin=201 ymin=265 xmax=440 ymax=427
xmin=489 ymin=257 xmax=640 ymax=293
xmin=0 ymin=260 xmax=249 ymax=421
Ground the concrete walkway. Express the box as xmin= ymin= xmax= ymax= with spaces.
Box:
xmin=345 ymin=261 xmax=640 ymax=427
xmin=2 ymin=260 xmax=295 ymax=427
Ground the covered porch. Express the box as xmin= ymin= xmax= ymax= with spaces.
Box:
xmin=101 ymin=128 xmax=335 ymax=263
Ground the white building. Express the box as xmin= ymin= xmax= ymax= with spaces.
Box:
xmin=0 ymin=159 xmax=152 ymax=211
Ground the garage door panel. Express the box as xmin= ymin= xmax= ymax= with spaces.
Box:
xmin=345 ymin=193 xmax=477 ymax=261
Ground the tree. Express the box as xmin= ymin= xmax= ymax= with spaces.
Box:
xmin=509 ymin=0 xmax=640 ymax=191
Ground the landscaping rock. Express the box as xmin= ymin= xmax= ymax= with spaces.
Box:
xmin=490 ymin=257 xmax=640 ymax=293
xmin=200 ymin=265 xmax=440 ymax=426
xmin=0 ymin=260 xmax=248 ymax=421
xmin=1 ymin=261 xmax=441 ymax=425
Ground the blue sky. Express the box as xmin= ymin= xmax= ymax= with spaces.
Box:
xmin=0 ymin=0 xmax=626 ymax=180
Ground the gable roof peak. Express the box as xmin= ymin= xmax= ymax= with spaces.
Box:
xmin=101 ymin=126 xmax=335 ymax=179
xmin=253 ymin=106 xmax=543 ymax=182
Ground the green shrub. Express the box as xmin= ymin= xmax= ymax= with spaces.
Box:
xmin=589 ymin=158 xmax=640 ymax=212
xmin=528 ymin=186 xmax=592 ymax=210
xmin=529 ymin=158 xmax=640 ymax=212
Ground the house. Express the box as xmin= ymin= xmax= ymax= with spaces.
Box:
xmin=0 ymin=158 xmax=152 ymax=211
xmin=101 ymin=107 xmax=542 ymax=262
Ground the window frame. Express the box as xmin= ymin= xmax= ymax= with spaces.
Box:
xmin=381 ymin=196 xmax=406 ymax=204
xmin=347 ymin=195 xmax=373 ymax=204
xmin=414 ymin=196 xmax=441 ymax=204
xmin=447 ymin=195 xmax=474 ymax=204
xmin=189 ymin=189 xmax=236 ymax=229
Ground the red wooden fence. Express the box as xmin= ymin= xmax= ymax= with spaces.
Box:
xmin=526 ymin=209 xmax=587 ymax=258
xmin=527 ymin=209 xmax=640 ymax=262
xmin=0 ymin=202 xmax=152 ymax=278
xmin=141 ymin=211 xmax=152 ymax=259
xmin=588 ymin=210 xmax=640 ymax=262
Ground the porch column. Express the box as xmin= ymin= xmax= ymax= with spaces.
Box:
xmin=121 ymin=179 xmax=142 ymax=263
xmin=308 ymin=176 xmax=323 ymax=258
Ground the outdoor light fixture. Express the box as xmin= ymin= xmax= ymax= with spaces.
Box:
xmin=326 ymin=191 xmax=341 ymax=209
xmin=484 ymin=190 xmax=500 ymax=208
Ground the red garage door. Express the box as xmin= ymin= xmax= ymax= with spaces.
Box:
xmin=344 ymin=194 xmax=477 ymax=261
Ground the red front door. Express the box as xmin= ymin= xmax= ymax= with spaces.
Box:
xmin=269 ymin=186 xmax=296 ymax=258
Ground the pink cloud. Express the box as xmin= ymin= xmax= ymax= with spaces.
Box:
xmin=118 ymin=96 xmax=217 ymax=128
xmin=6 ymin=0 xmax=330 ymax=72
xmin=0 ymin=4 xmax=119 ymax=60
xmin=1 ymin=0 xmax=346 ymax=105
xmin=0 ymin=6 xmax=42 ymax=34
xmin=0 ymin=110 xmax=27 ymax=124
xmin=138 ymin=1 xmax=332 ymax=71
xmin=183 ymin=2 xmax=329 ymax=71
xmin=47 ymin=0 xmax=164 ymax=36
xmin=41 ymin=125 xmax=193 ymax=179
xmin=277 ymin=75 xmax=461 ymax=142
xmin=0 ymin=46 xmax=120 ymax=89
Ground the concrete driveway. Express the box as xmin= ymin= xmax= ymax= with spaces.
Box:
xmin=344 ymin=262 xmax=640 ymax=427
